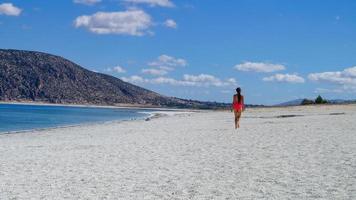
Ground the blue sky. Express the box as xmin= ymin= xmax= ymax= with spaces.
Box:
xmin=1 ymin=0 xmax=356 ymax=105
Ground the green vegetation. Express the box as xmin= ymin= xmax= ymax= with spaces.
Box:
xmin=301 ymin=95 xmax=328 ymax=105
xmin=301 ymin=99 xmax=314 ymax=105
xmin=315 ymin=95 xmax=328 ymax=104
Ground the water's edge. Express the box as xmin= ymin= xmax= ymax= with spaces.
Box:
xmin=0 ymin=112 xmax=163 ymax=135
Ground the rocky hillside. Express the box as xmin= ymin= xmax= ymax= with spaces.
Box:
xmin=0 ymin=49 xmax=230 ymax=109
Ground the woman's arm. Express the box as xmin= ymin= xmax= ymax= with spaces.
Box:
xmin=242 ymin=96 xmax=245 ymax=111
xmin=231 ymin=95 xmax=235 ymax=112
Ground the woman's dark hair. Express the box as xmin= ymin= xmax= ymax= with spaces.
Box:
xmin=236 ymin=87 xmax=242 ymax=103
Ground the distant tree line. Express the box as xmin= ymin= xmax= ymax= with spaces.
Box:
xmin=301 ymin=95 xmax=328 ymax=105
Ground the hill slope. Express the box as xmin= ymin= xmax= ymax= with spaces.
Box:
xmin=0 ymin=49 xmax=218 ymax=108
xmin=275 ymin=99 xmax=304 ymax=106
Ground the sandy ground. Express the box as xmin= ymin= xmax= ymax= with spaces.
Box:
xmin=1 ymin=105 xmax=356 ymax=199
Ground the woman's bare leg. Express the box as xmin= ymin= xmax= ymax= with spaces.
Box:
xmin=236 ymin=111 xmax=242 ymax=128
xmin=234 ymin=110 xmax=238 ymax=129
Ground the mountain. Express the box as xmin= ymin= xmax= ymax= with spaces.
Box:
xmin=275 ymin=99 xmax=304 ymax=106
xmin=276 ymin=98 xmax=356 ymax=107
xmin=327 ymin=99 xmax=356 ymax=104
xmin=0 ymin=49 xmax=227 ymax=109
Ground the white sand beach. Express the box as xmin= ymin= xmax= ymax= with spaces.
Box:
xmin=1 ymin=105 xmax=356 ymax=199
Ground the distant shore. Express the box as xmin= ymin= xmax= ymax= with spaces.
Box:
xmin=0 ymin=100 xmax=194 ymax=111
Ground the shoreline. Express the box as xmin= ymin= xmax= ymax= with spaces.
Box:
xmin=0 ymin=109 xmax=196 ymax=136
xmin=0 ymin=116 xmax=144 ymax=136
xmin=0 ymin=101 xmax=198 ymax=135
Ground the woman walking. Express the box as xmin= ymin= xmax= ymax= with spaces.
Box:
xmin=232 ymin=87 xmax=244 ymax=129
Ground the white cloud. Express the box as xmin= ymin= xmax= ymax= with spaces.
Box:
xmin=151 ymin=77 xmax=183 ymax=85
xmin=109 ymin=65 xmax=126 ymax=73
xmin=314 ymin=85 xmax=356 ymax=94
xmin=308 ymin=66 xmax=356 ymax=85
xmin=234 ymin=62 xmax=286 ymax=73
xmin=227 ymin=78 xmax=238 ymax=85
xmin=263 ymin=73 xmax=305 ymax=83
xmin=344 ymin=66 xmax=356 ymax=77
xmin=73 ymin=0 xmax=101 ymax=5
xmin=141 ymin=68 xmax=168 ymax=76
xmin=139 ymin=55 xmax=187 ymax=76
xmin=74 ymin=10 xmax=152 ymax=36
xmin=164 ymin=19 xmax=177 ymax=29
xmin=342 ymin=85 xmax=356 ymax=93
xmin=0 ymin=3 xmax=22 ymax=16
xmin=308 ymin=66 xmax=356 ymax=93
xmin=121 ymin=74 xmax=237 ymax=87
xmin=106 ymin=65 xmax=126 ymax=73
xmin=148 ymin=54 xmax=187 ymax=68
xmin=315 ymin=88 xmax=344 ymax=94
xmin=182 ymin=74 xmax=237 ymax=87
xmin=113 ymin=66 xmax=126 ymax=73
xmin=123 ymin=0 xmax=174 ymax=7
xmin=122 ymin=75 xmax=145 ymax=83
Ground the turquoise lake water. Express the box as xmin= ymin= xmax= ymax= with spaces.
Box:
xmin=0 ymin=104 xmax=152 ymax=133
